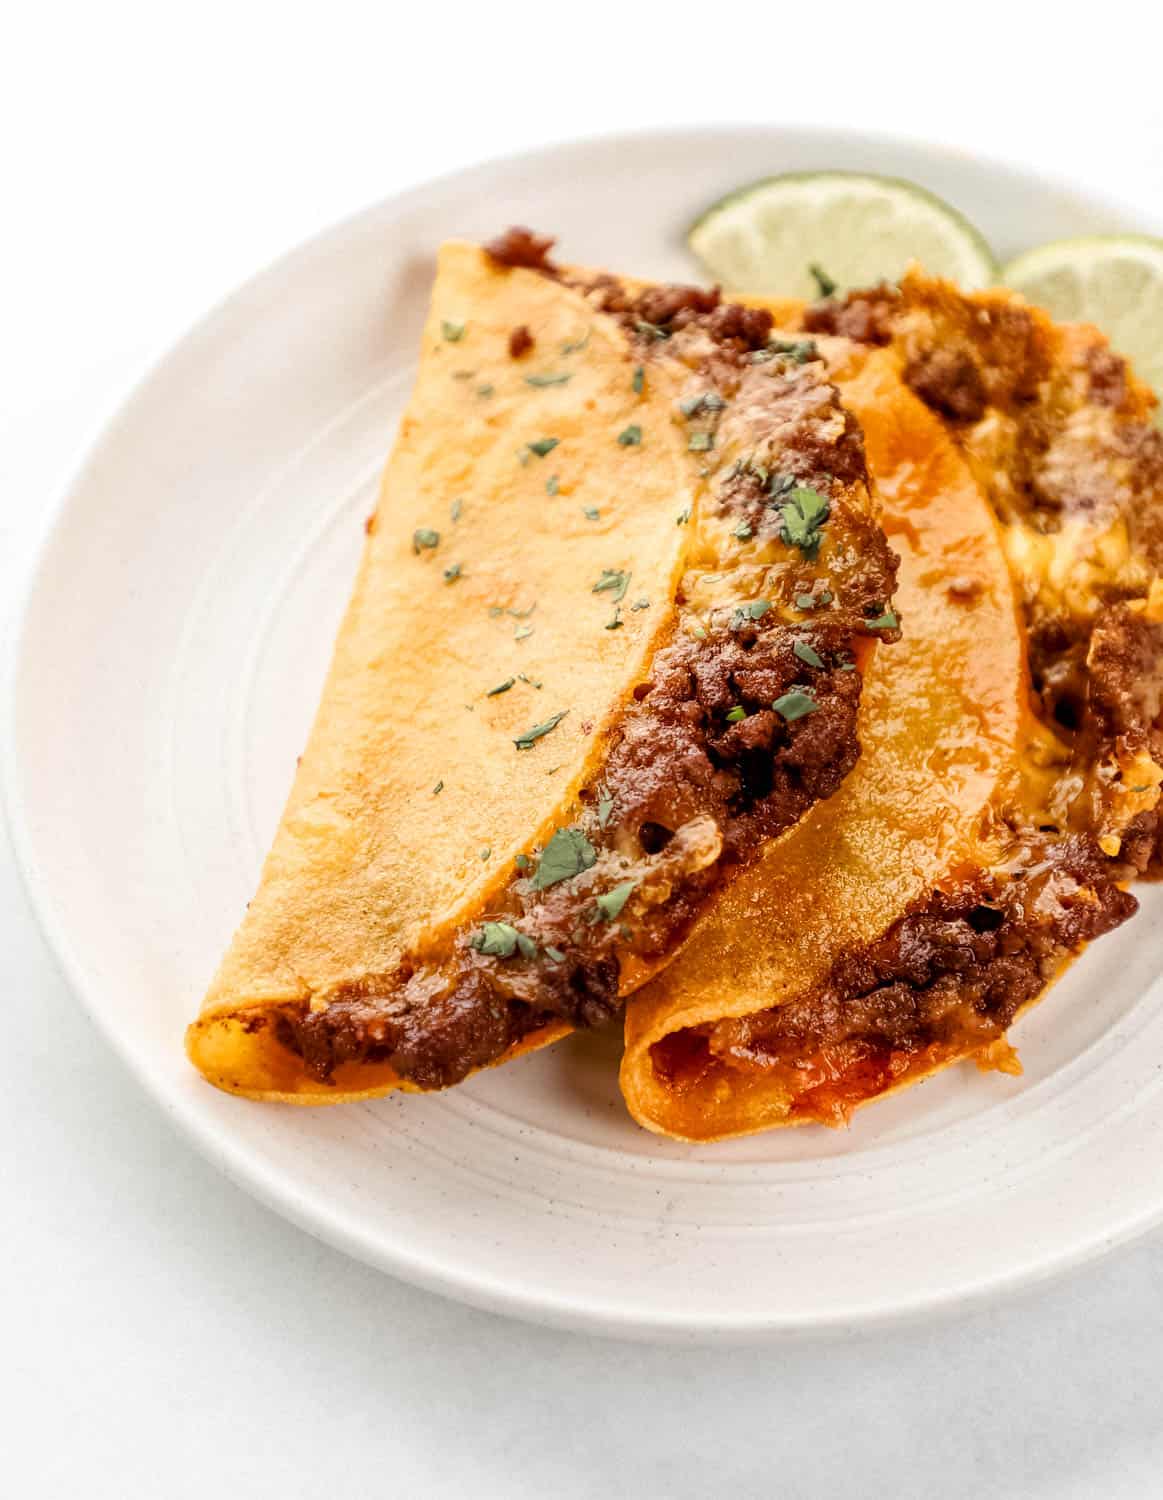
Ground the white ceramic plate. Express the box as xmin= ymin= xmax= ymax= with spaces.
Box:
xmin=8 ymin=127 xmax=1163 ymax=1341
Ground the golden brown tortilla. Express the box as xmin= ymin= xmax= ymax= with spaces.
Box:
xmin=187 ymin=241 xmax=897 ymax=1102
xmin=621 ymin=343 xmax=1034 ymax=1138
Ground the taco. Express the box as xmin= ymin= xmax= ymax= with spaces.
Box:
xmin=622 ymin=335 xmax=1140 ymax=1139
xmin=186 ymin=231 xmax=898 ymax=1102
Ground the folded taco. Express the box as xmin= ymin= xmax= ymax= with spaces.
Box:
xmin=622 ymin=336 xmax=1140 ymax=1140
xmin=187 ymin=232 xmax=898 ymax=1102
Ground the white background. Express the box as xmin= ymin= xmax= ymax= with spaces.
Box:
xmin=5 ymin=5 xmax=1163 ymax=1496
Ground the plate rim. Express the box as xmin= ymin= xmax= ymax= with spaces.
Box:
xmin=6 ymin=121 xmax=1162 ymax=1343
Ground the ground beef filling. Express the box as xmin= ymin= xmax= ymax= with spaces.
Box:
xmin=275 ymin=622 xmax=864 ymax=1090
xmin=268 ymin=245 xmax=898 ymax=1091
xmin=651 ymin=834 xmax=1137 ymax=1123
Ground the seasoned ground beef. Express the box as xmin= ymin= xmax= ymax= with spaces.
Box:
xmin=484 ymin=225 xmax=556 ymax=270
xmin=652 ymin=833 xmax=1137 ymax=1121
xmin=508 ymin=324 xmax=534 ymax=358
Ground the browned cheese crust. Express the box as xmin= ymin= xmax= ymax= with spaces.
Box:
xmin=805 ymin=272 xmax=1163 ymax=871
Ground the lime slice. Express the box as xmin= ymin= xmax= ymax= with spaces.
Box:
xmin=1003 ymin=236 xmax=1163 ymax=410
xmin=688 ymin=171 xmax=998 ymax=298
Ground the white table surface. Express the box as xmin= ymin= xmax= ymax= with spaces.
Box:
xmin=5 ymin=6 xmax=1163 ymax=1495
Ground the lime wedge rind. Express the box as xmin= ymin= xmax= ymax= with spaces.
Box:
xmin=688 ymin=170 xmax=999 ymax=299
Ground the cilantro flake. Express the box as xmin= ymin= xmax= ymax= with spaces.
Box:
xmin=533 ymin=827 xmax=597 ymax=891
xmin=443 ymin=562 xmax=462 ymax=583
xmin=544 ymin=945 xmax=566 ymax=964
xmin=441 ymin=319 xmax=466 ymax=342
xmin=527 ymin=437 xmax=559 ymax=458
xmin=732 ymin=520 xmax=753 ymax=541
xmin=632 ymin=365 xmax=644 ymax=395
xmin=809 ymin=264 xmax=837 ymax=298
xmin=594 ymin=880 xmax=636 ymax=922
xmin=617 ymin=424 xmax=642 ymax=447
xmin=592 ymin=569 xmax=631 ymax=603
xmin=583 ymin=506 xmax=600 ymax=521
xmin=513 ymin=710 xmax=569 ymax=749
xmin=778 ymin=485 xmax=830 ymax=560
xmin=471 ymin=921 xmax=520 ymax=957
xmin=487 ymin=678 xmax=515 ymax=697
xmin=546 ymin=474 xmax=559 ymax=496
xmin=793 ymin=639 xmax=825 ymax=669
xmin=413 ymin=528 xmax=440 ymax=553
xmin=450 ymin=498 xmax=463 ymax=522
xmin=432 ymin=780 xmax=443 ymax=795
xmin=726 ymin=706 xmax=747 ymax=723
xmin=526 ymin=371 xmax=572 ymax=387
xmin=866 ymin=607 xmax=900 ymax=630
xmin=688 ymin=431 xmax=714 ymax=452
xmin=773 ymin=690 xmax=818 ymax=722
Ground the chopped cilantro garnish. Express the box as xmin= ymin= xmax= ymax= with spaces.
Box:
xmin=634 ymin=320 xmax=669 ymax=341
xmin=443 ymin=562 xmax=462 ymax=583
xmin=526 ymin=372 xmax=572 ymax=387
xmin=768 ymin=338 xmax=819 ymax=365
xmin=839 ymin=662 xmax=856 ymax=672
xmin=617 ymin=424 xmax=642 ymax=447
xmin=515 ymin=853 xmax=531 ymax=872
xmin=533 ymin=827 xmax=597 ymax=891
xmin=595 ymin=880 xmax=636 ymax=922
xmin=809 ymin=264 xmax=837 ymax=298
xmin=513 ymin=710 xmax=568 ymax=749
xmin=597 ymin=795 xmax=615 ymax=828
xmin=730 ymin=599 xmax=772 ymax=630
xmin=527 ymin=437 xmax=559 ymax=458
xmin=546 ymin=474 xmax=559 ymax=496
xmin=679 ymin=391 xmax=727 ymax=418
xmin=676 ymin=508 xmax=691 ymax=526
xmin=516 ymin=933 xmax=538 ymax=959
xmin=476 ymin=383 xmax=494 ymax=398
xmin=773 ymin=690 xmax=818 ymax=721
xmin=592 ymin=569 xmax=631 ymax=603
xmin=514 ymin=624 xmax=534 ymax=641
xmin=768 ymin=472 xmax=797 ymax=498
xmin=632 ymin=365 xmax=644 ymax=395
xmin=631 ymin=597 xmax=650 ymax=611
xmin=432 ymin=780 xmax=443 ymax=794
xmin=866 ymin=607 xmax=899 ymax=630
xmin=583 ymin=506 xmax=600 ymax=521
xmin=471 ymin=921 xmax=520 ymax=957
xmin=732 ymin=520 xmax=753 ymax=540
xmin=726 ymin=706 xmax=747 ymax=723
xmin=450 ymin=498 xmax=463 ymax=522
xmin=778 ymin=485 xmax=830 ymax=560
xmin=543 ymin=945 xmax=565 ymax=964
xmin=561 ymin=328 xmax=591 ymax=355
xmin=487 ymin=678 xmax=515 ymax=697
xmin=606 ymin=607 xmax=623 ymax=630
xmin=441 ymin=319 xmax=466 ymax=342
xmin=413 ymin=528 xmax=440 ymax=553
xmin=688 ymin=431 xmax=714 ymax=452
xmin=480 ymin=847 xmax=491 ymax=861
xmin=509 ymin=602 xmax=536 ymax=619
xmin=488 ymin=605 xmax=504 ymax=618
xmin=793 ymin=639 xmax=825 ymax=669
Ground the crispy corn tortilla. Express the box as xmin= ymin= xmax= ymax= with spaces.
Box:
xmin=187 ymin=244 xmax=896 ymax=1103
xmin=189 ymin=243 xmax=698 ymax=1099
xmin=621 ymin=343 xmax=1030 ymax=1139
